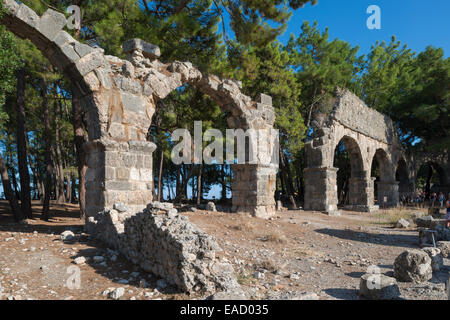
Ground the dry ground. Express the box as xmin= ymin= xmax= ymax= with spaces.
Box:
xmin=0 ymin=200 xmax=448 ymax=300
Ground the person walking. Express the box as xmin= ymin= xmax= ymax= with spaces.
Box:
xmin=446 ymin=194 xmax=450 ymax=228
xmin=439 ymin=192 xmax=444 ymax=207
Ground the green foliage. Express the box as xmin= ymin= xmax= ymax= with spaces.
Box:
xmin=0 ymin=3 xmax=22 ymax=125
xmin=360 ymin=38 xmax=449 ymax=151
xmin=285 ymin=21 xmax=363 ymax=121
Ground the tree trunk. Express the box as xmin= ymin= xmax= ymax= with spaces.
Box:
xmin=279 ymin=146 xmax=297 ymax=209
xmin=221 ymin=165 xmax=227 ymax=200
xmin=0 ymin=153 xmax=24 ymax=221
xmin=72 ymin=93 xmax=87 ymax=219
xmin=42 ymin=79 xmax=53 ymax=221
xmin=158 ymin=148 xmax=164 ymax=202
xmin=53 ymin=100 xmax=65 ymax=204
xmin=7 ymin=146 xmax=19 ymax=199
xmin=66 ymin=174 xmax=72 ymax=204
xmin=197 ymin=164 xmax=203 ymax=205
xmin=16 ymin=67 xmax=33 ymax=218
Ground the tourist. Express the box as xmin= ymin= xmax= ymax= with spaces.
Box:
xmin=430 ymin=192 xmax=437 ymax=207
xmin=439 ymin=192 xmax=444 ymax=207
xmin=446 ymin=195 xmax=450 ymax=228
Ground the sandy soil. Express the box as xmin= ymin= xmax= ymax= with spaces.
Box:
xmin=0 ymin=201 xmax=448 ymax=300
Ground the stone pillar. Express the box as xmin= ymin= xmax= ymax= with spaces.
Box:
xmin=304 ymin=167 xmax=339 ymax=214
xmin=377 ymin=181 xmax=399 ymax=208
xmin=398 ymin=179 xmax=415 ymax=199
xmin=231 ymin=164 xmax=277 ymax=218
xmin=347 ymin=176 xmax=378 ymax=212
xmin=84 ymin=139 xmax=156 ymax=221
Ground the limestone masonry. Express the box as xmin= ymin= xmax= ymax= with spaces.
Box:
xmin=0 ymin=0 xmax=277 ymax=220
xmin=88 ymin=201 xmax=242 ymax=294
xmin=304 ymin=88 xmax=412 ymax=214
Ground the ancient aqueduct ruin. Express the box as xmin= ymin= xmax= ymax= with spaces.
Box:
xmin=4 ymin=0 xmax=444 ymax=220
xmin=3 ymin=0 xmax=450 ymax=294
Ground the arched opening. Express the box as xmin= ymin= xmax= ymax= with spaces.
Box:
xmin=333 ymin=136 xmax=364 ymax=208
xmin=395 ymin=158 xmax=411 ymax=204
xmin=416 ymin=162 xmax=447 ymax=200
xmin=0 ymin=2 xmax=278 ymax=220
xmin=149 ymin=84 xmax=232 ymax=207
xmin=370 ymin=149 xmax=390 ymax=205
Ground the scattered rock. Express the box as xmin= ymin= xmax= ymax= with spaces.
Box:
xmin=93 ymin=256 xmax=105 ymax=263
xmin=74 ymin=257 xmax=87 ymax=265
xmin=359 ymin=274 xmax=401 ymax=300
xmin=416 ymin=216 xmax=435 ymax=228
xmin=206 ymin=202 xmax=217 ymax=212
xmin=208 ymin=291 xmax=247 ymax=300
xmin=156 ymin=279 xmax=167 ymax=290
xmin=266 ymin=291 xmax=319 ymax=300
xmin=437 ymin=241 xmax=450 ymax=258
xmin=108 ymin=287 xmax=125 ymax=300
xmin=393 ymin=249 xmax=432 ymax=283
xmin=422 ymin=247 xmax=443 ymax=272
xmin=395 ymin=218 xmax=410 ymax=229
xmin=60 ymin=230 xmax=75 ymax=242
xmin=117 ymin=279 xmax=129 ymax=285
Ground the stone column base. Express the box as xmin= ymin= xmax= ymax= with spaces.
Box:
xmin=377 ymin=181 xmax=399 ymax=207
xmin=231 ymin=164 xmax=277 ymax=219
xmin=84 ymin=139 xmax=156 ymax=220
xmin=304 ymin=167 xmax=338 ymax=214
xmin=348 ymin=176 xmax=375 ymax=209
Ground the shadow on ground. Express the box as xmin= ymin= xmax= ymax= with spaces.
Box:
xmin=323 ymin=288 xmax=359 ymax=300
xmin=0 ymin=200 xmax=84 ymax=235
xmin=315 ymin=228 xmax=419 ymax=248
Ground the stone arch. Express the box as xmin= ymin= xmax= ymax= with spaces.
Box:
xmin=334 ymin=135 xmax=365 ymax=179
xmin=371 ymin=148 xmax=392 ymax=182
xmin=1 ymin=1 xmax=108 ymax=139
xmin=1 ymin=1 xmax=278 ymax=220
xmin=304 ymin=88 xmax=405 ymax=214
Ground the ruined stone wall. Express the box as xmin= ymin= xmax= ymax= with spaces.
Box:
xmin=331 ymin=90 xmax=396 ymax=144
xmin=89 ymin=201 xmax=242 ymax=294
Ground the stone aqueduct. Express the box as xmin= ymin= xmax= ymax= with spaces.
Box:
xmin=2 ymin=0 xmax=434 ymax=220
xmin=304 ymin=89 xmax=413 ymax=214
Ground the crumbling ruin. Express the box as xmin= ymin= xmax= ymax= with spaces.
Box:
xmin=304 ymin=89 xmax=413 ymax=214
xmin=0 ymin=0 xmax=277 ymax=220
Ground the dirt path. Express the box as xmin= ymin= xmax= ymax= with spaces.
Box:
xmin=0 ymin=201 xmax=448 ymax=300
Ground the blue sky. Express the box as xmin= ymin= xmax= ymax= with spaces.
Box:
xmin=277 ymin=0 xmax=449 ymax=56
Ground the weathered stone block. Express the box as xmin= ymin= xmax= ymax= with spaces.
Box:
xmin=259 ymin=93 xmax=272 ymax=106
xmin=360 ymin=274 xmax=400 ymax=300
xmin=75 ymin=51 xmax=104 ymax=76
xmin=393 ymin=249 xmax=432 ymax=283
xmin=16 ymin=4 xmax=40 ymax=29
xmin=123 ymin=38 xmax=160 ymax=59
xmin=3 ymin=0 xmax=19 ymax=15
xmin=38 ymin=9 xmax=66 ymax=41
xmin=74 ymin=42 xmax=94 ymax=58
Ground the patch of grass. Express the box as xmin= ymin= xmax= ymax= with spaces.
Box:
xmin=229 ymin=219 xmax=255 ymax=232
xmin=255 ymin=258 xmax=278 ymax=272
xmin=237 ymin=272 xmax=255 ymax=285
xmin=372 ymin=208 xmax=416 ymax=226
xmin=258 ymin=231 xmax=288 ymax=244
